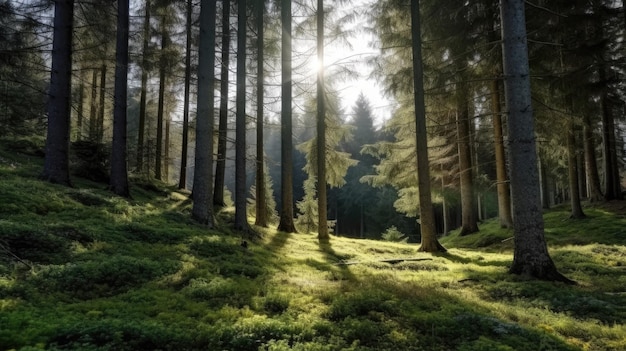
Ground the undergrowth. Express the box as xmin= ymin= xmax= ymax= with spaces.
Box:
xmin=0 ymin=141 xmax=625 ymax=350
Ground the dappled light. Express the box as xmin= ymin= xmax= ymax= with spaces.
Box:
xmin=1 ymin=146 xmax=625 ymax=350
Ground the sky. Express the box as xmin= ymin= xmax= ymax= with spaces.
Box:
xmin=322 ymin=0 xmax=397 ymax=128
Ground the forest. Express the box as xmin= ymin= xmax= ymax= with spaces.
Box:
xmin=0 ymin=0 xmax=625 ymax=349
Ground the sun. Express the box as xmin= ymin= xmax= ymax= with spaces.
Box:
xmin=309 ymin=56 xmax=324 ymax=76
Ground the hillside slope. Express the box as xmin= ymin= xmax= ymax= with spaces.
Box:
xmin=1 ymin=141 xmax=625 ymax=351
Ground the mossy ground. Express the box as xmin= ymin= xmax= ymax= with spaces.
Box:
xmin=1 ymin=140 xmax=624 ymax=350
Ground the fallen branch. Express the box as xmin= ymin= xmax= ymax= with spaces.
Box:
xmin=336 ymin=257 xmax=433 ymax=266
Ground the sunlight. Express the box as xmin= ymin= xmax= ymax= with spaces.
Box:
xmin=309 ymin=56 xmax=324 ymax=76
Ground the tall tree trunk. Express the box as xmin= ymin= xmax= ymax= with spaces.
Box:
xmin=600 ymin=72 xmax=622 ymax=200
xmin=583 ymin=113 xmax=604 ymax=201
xmin=411 ymin=0 xmax=445 ymax=252
xmin=76 ymin=70 xmax=85 ymax=141
xmin=234 ymin=0 xmax=249 ymax=232
xmin=500 ymin=0 xmax=571 ymax=283
xmin=110 ymin=0 xmax=130 ymax=197
xmin=214 ymin=0 xmax=231 ymax=206
xmin=539 ymin=155 xmax=550 ymax=209
xmin=136 ymin=0 xmax=150 ymax=174
xmin=457 ymin=82 xmax=479 ymax=236
xmin=178 ymin=0 xmax=192 ymax=189
xmin=164 ymin=113 xmax=170 ymax=182
xmin=42 ymin=0 xmax=74 ymax=186
xmin=89 ymin=69 xmax=98 ymax=141
xmin=491 ymin=79 xmax=513 ymax=228
xmin=155 ymin=29 xmax=167 ymax=181
xmin=98 ymin=63 xmax=106 ymax=142
xmin=255 ymin=0 xmax=268 ymax=227
xmin=277 ymin=0 xmax=297 ymax=233
xmin=567 ymin=118 xmax=585 ymax=218
xmin=317 ymin=0 xmax=329 ymax=242
xmin=191 ymin=0 xmax=217 ymax=227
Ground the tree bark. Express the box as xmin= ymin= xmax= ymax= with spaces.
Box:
xmin=255 ymin=0 xmax=268 ymax=227
xmin=500 ymin=0 xmax=572 ymax=283
xmin=76 ymin=70 xmax=85 ymax=141
xmin=136 ymin=0 xmax=150 ymax=174
xmin=191 ymin=0 xmax=217 ymax=227
xmin=155 ymin=28 xmax=167 ymax=181
xmin=214 ymin=0 xmax=231 ymax=206
xmin=600 ymin=71 xmax=622 ymax=200
xmin=567 ymin=118 xmax=585 ymax=218
xmin=411 ymin=0 xmax=445 ymax=253
xmin=457 ymin=81 xmax=479 ymax=236
xmin=234 ymin=0 xmax=249 ymax=232
xmin=491 ymin=79 xmax=513 ymax=228
xmin=317 ymin=0 xmax=329 ymax=242
xmin=583 ymin=113 xmax=604 ymax=202
xmin=277 ymin=0 xmax=297 ymax=233
xmin=110 ymin=0 xmax=130 ymax=197
xmin=178 ymin=0 xmax=192 ymax=190
xmin=42 ymin=0 xmax=74 ymax=186
xmin=89 ymin=69 xmax=98 ymax=142
xmin=97 ymin=63 xmax=106 ymax=142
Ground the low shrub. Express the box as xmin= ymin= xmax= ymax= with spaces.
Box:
xmin=40 ymin=255 xmax=179 ymax=299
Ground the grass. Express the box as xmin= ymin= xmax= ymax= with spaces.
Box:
xmin=0 ymin=140 xmax=625 ymax=350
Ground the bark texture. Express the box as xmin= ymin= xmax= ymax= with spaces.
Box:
xmin=500 ymin=0 xmax=572 ymax=283
xmin=42 ymin=0 xmax=74 ymax=186
xmin=191 ymin=0 xmax=217 ymax=227
xmin=109 ymin=0 xmax=130 ymax=197
xmin=411 ymin=0 xmax=445 ymax=253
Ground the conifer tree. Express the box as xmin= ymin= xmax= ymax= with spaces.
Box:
xmin=109 ymin=0 xmax=130 ymax=197
xmin=191 ymin=0 xmax=217 ymax=226
xmin=278 ymin=0 xmax=298 ymax=233
xmin=214 ymin=0 xmax=231 ymax=207
xmin=500 ymin=0 xmax=571 ymax=282
xmin=42 ymin=0 xmax=74 ymax=186
xmin=234 ymin=0 xmax=250 ymax=232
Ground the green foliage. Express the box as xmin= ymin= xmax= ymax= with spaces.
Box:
xmin=296 ymin=177 xmax=319 ymax=233
xmin=381 ymin=225 xmax=408 ymax=242
xmin=1 ymin=145 xmax=625 ymax=351
xmin=39 ymin=255 xmax=179 ymax=299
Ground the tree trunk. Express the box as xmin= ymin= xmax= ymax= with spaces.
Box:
xmin=164 ymin=113 xmax=170 ymax=182
xmin=214 ymin=0 xmax=231 ymax=206
xmin=600 ymin=74 xmax=622 ymax=200
xmin=410 ymin=0 xmax=445 ymax=253
xmin=76 ymin=70 xmax=85 ymax=141
xmin=539 ymin=155 xmax=550 ymax=209
xmin=109 ymin=0 xmax=130 ymax=197
xmin=136 ymin=0 xmax=150 ymax=174
xmin=583 ymin=113 xmax=604 ymax=202
xmin=491 ymin=79 xmax=513 ymax=228
xmin=234 ymin=0 xmax=249 ymax=232
xmin=255 ymin=0 xmax=268 ymax=227
xmin=500 ymin=0 xmax=572 ymax=283
xmin=277 ymin=0 xmax=297 ymax=233
xmin=567 ymin=119 xmax=585 ymax=218
xmin=178 ymin=0 xmax=192 ymax=190
xmin=191 ymin=0 xmax=217 ymax=227
xmin=42 ymin=0 xmax=74 ymax=186
xmin=97 ymin=63 xmax=106 ymax=142
xmin=89 ymin=69 xmax=98 ymax=141
xmin=155 ymin=29 xmax=167 ymax=181
xmin=317 ymin=0 xmax=329 ymax=242
xmin=457 ymin=83 xmax=479 ymax=236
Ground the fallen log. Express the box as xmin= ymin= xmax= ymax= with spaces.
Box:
xmin=336 ymin=257 xmax=433 ymax=266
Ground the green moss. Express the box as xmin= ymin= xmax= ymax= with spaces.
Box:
xmin=1 ymin=140 xmax=625 ymax=351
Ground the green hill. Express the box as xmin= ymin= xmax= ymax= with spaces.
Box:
xmin=1 ymin=141 xmax=625 ymax=350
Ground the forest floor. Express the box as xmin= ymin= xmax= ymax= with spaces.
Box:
xmin=0 ymin=139 xmax=625 ymax=351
